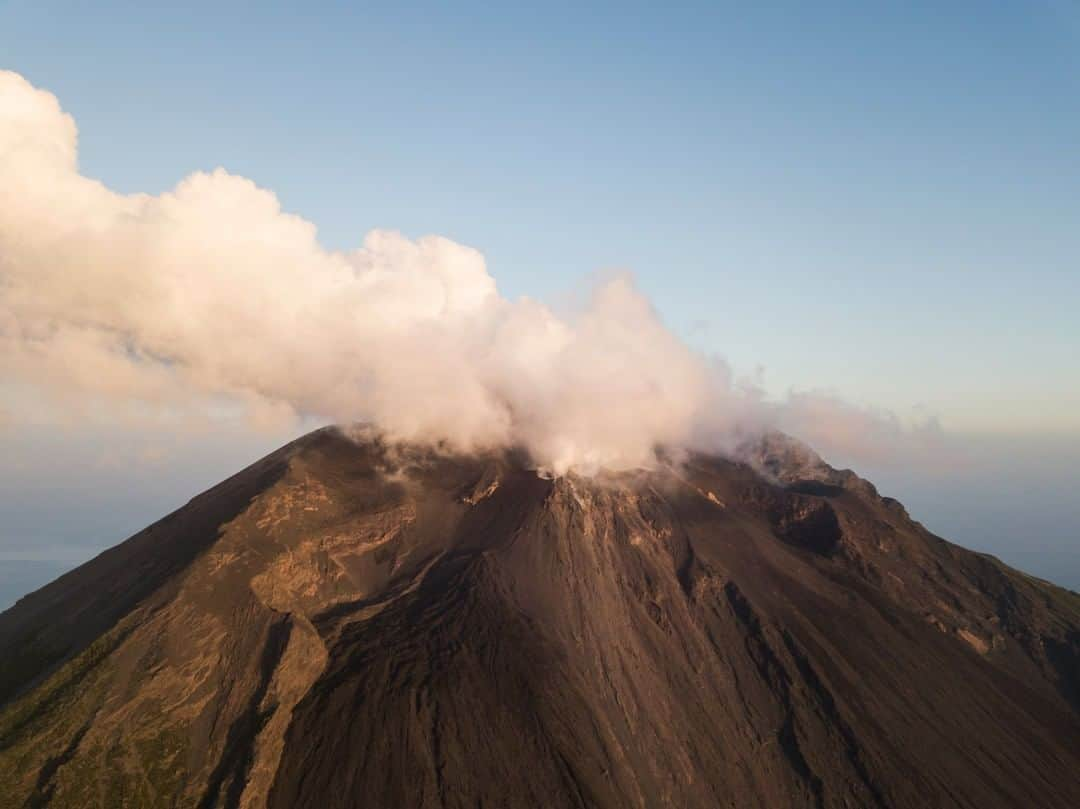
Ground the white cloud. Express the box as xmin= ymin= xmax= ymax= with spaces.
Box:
xmin=0 ymin=70 xmax=938 ymax=473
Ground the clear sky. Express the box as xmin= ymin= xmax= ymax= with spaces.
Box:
xmin=1 ymin=1 xmax=1078 ymax=599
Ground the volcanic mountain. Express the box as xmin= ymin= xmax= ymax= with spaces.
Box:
xmin=1 ymin=427 xmax=1078 ymax=808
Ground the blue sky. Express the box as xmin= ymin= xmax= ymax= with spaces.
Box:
xmin=1 ymin=1 xmax=1078 ymax=596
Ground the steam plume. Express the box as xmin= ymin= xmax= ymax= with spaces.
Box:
xmin=0 ymin=71 xmax=936 ymax=472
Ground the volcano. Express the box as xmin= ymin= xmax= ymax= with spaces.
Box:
xmin=1 ymin=427 xmax=1078 ymax=808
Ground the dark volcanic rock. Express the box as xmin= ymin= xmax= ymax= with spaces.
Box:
xmin=1 ymin=427 xmax=1078 ymax=808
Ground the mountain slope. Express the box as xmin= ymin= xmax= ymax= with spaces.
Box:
xmin=1 ymin=427 xmax=1078 ymax=808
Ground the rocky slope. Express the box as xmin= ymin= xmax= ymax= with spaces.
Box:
xmin=1 ymin=427 xmax=1078 ymax=808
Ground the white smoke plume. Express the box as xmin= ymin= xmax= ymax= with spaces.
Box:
xmin=0 ymin=71 xmax=937 ymax=473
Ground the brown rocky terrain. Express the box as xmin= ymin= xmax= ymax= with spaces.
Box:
xmin=1 ymin=426 xmax=1078 ymax=808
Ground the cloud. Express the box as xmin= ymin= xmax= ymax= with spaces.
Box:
xmin=0 ymin=71 xmax=938 ymax=473
xmin=777 ymin=391 xmax=946 ymax=466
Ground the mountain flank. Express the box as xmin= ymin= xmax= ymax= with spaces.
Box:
xmin=1 ymin=426 xmax=1078 ymax=808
